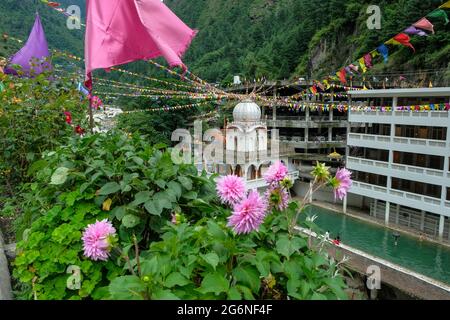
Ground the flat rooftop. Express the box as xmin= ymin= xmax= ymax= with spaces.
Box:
xmin=347 ymin=87 xmax=450 ymax=98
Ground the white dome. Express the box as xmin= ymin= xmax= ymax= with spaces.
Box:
xmin=233 ymin=100 xmax=261 ymax=123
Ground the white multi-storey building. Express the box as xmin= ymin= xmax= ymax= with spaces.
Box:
xmin=345 ymin=87 xmax=450 ymax=242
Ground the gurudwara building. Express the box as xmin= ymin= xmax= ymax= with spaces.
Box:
xmin=201 ymin=99 xmax=299 ymax=191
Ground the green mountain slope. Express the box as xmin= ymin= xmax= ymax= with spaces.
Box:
xmin=166 ymin=0 xmax=450 ymax=84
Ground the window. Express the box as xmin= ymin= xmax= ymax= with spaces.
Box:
xmin=353 ymin=170 xmax=388 ymax=187
xmin=395 ymin=125 xmax=447 ymax=141
xmin=393 ymin=151 xmax=443 ymax=170
xmin=392 ymin=178 xmax=441 ymax=199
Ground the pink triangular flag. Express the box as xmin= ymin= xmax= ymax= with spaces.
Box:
xmin=85 ymin=0 xmax=197 ymax=89
xmin=413 ymin=18 xmax=434 ymax=34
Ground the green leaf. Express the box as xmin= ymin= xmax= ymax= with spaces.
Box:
xmin=311 ymin=292 xmax=327 ymax=300
xmin=152 ymin=289 xmax=180 ymax=300
xmin=141 ymin=256 xmax=159 ymax=275
xmin=98 ymin=182 xmax=121 ymax=196
xmin=199 ymin=272 xmax=229 ymax=295
xmin=154 ymin=192 xmax=173 ymax=209
xmin=227 ymin=287 xmax=242 ymax=300
xmin=287 ymin=278 xmax=301 ymax=297
xmin=276 ymin=235 xmax=305 ymax=258
xmin=122 ymin=214 xmax=141 ymax=228
xmin=182 ymin=191 xmax=197 ymax=200
xmin=144 ymin=200 xmax=163 ymax=216
xmin=132 ymin=191 xmax=152 ymax=206
xmin=27 ymin=159 xmax=48 ymax=175
xmin=155 ymin=179 xmax=166 ymax=188
xmin=165 ymin=272 xmax=190 ymax=288
xmin=200 ymin=252 xmax=220 ymax=270
xmin=167 ymin=181 xmax=182 ymax=199
xmin=233 ymin=266 xmax=261 ymax=293
xmin=109 ymin=276 xmax=146 ymax=300
xmin=111 ymin=206 xmax=126 ymax=220
xmin=50 ymin=167 xmax=69 ymax=185
xmin=236 ymin=285 xmax=255 ymax=300
xmin=178 ymin=176 xmax=193 ymax=190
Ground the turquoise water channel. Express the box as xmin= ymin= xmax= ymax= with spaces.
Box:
xmin=303 ymin=206 xmax=450 ymax=286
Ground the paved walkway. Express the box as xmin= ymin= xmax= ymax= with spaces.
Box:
xmin=0 ymin=228 xmax=12 ymax=300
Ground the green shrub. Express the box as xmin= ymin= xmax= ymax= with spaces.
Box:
xmin=12 ymin=131 xmax=348 ymax=300
xmin=0 ymin=72 xmax=86 ymax=191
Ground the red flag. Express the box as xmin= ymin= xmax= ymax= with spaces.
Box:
xmin=338 ymin=68 xmax=347 ymax=84
xmin=391 ymin=33 xmax=415 ymax=52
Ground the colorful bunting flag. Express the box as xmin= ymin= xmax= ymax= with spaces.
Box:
xmin=4 ymin=13 xmax=52 ymax=76
xmin=376 ymin=45 xmax=389 ymax=63
xmin=404 ymin=26 xmax=429 ymax=36
xmin=337 ymin=68 xmax=347 ymax=84
xmin=85 ymin=0 xmax=197 ymax=89
xmin=428 ymin=9 xmax=449 ymax=24
xmin=413 ymin=18 xmax=435 ymax=34
xmin=363 ymin=53 xmax=373 ymax=69
xmin=358 ymin=57 xmax=367 ymax=73
xmin=386 ymin=33 xmax=415 ymax=52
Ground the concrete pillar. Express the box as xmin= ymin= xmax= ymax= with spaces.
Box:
xmin=395 ymin=204 xmax=400 ymax=225
xmin=272 ymin=105 xmax=277 ymax=121
xmin=439 ymin=215 xmax=445 ymax=240
xmin=329 ymin=106 xmax=333 ymax=121
xmin=305 ymin=107 xmax=310 ymax=122
xmin=420 ymin=211 xmax=425 ymax=231
xmin=328 ymin=127 xmax=333 ymax=142
xmin=343 ymin=195 xmax=348 ymax=214
xmin=309 ymin=181 xmax=313 ymax=203
xmin=385 ymin=201 xmax=390 ymax=225
xmin=305 ymin=128 xmax=309 ymax=142
xmin=373 ymin=199 xmax=378 ymax=218
xmin=392 ymin=96 xmax=398 ymax=110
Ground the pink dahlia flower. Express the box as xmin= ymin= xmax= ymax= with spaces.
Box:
xmin=264 ymin=161 xmax=288 ymax=185
xmin=82 ymin=219 xmax=116 ymax=261
xmin=227 ymin=190 xmax=267 ymax=234
xmin=333 ymin=168 xmax=353 ymax=201
xmin=216 ymin=175 xmax=246 ymax=206
xmin=265 ymin=185 xmax=289 ymax=211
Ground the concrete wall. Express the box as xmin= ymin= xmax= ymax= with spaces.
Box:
xmin=0 ymin=230 xmax=12 ymax=300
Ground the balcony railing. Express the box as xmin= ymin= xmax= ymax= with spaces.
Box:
xmin=349 ymin=110 xmax=449 ymax=126
xmin=351 ymin=181 xmax=442 ymax=207
xmin=348 ymin=133 xmax=447 ymax=151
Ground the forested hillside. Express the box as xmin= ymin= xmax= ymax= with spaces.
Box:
xmin=0 ymin=0 xmax=449 ymax=84
xmin=166 ymin=0 xmax=450 ymax=83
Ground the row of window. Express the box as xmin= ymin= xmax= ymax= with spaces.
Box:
xmin=352 ymin=170 xmax=443 ymax=199
xmin=349 ymin=147 xmax=444 ymax=170
xmin=351 ymin=124 xmax=447 ymax=141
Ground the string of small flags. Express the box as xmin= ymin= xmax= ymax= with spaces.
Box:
xmin=119 ymin=101 xmax=215 ymax=114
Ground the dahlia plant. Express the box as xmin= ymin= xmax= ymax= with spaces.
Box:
xmin=12 ymin=132 xmax=352 ymax=300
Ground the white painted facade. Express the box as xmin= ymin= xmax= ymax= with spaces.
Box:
xmin=345 ymin=87 xmax=450 ymax=240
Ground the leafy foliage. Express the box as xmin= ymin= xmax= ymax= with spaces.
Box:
xmin=165 ymin=0 xmax=449 ymax=83
xmin=11 ymin=132 xmax=348 ymax=300
xmin=0 ymin=71 xmax=86 ymax=193
xmin=11 ymin=132 xmax=218 ymax=299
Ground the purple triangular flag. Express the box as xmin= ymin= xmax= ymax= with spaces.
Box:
xmin=5 ymin=13 xmax=52 ymax=76
xmin=404 ymin=26 xmax=429 ymax=37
